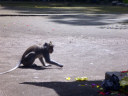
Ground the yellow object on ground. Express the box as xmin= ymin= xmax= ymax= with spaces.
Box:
xmin=120 ymin=77 xmax=128 ymax=86
xmin=75 ymin=77 xmax=88 ymax=81
xmin=97 ymin=85 xmax=100 ymax=88
xmin=66 ymin=77 xmax=71 ymax=80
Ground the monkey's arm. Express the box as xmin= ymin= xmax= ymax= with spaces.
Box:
xmin=44 ymin=53 xmax=63 ymax=67
xmin=39 ymin=57 xmax=52 ymax=67
xmin=39 ymin=57 xmax=45 ymax=66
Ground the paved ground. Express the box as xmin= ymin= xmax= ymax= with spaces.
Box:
xmin=0 ymin=6 xmax=128 ymax=96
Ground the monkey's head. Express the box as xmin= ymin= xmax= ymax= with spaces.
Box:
xmin=43 ymin=41 xmax=54 ymax=53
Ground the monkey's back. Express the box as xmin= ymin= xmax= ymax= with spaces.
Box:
xmin=21 ymin=45 xmax=41 ymax=60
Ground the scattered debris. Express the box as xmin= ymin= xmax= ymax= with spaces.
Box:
xmin=75 ymin=77 xmax=88 ymax=81
xmin=66 ymin=73 xmax=128 ymax=95
xmin=66 ymin=77 xmax=71 ymax=80
xmin=66 ymin=77 xmax=88 ymax=81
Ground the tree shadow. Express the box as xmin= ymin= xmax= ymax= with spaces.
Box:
xmin=48 ymin=14 xmax=119 ymax=26
xmin=20 ymin=80 xmax=103 ymax=96
xmin=0 ymin=3 xmax=93 ymax=15
xmin=0 ymin=2 xmax=127 ymax=26
xmin=0 ymin=2 xmax=128 ymax=14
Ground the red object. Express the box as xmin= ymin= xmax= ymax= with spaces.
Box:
xmin=99 ymin=92 xmax=105 ymax=95
xmin=121 ymin=71 xmax=128 ymax=73
xmin=91 ymin=85 xmax=94 ymax=88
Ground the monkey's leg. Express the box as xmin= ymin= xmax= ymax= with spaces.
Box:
xmin=22 ymin=53 xmax=36 ymax=67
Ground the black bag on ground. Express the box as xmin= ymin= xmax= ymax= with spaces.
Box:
xmin=102 ymin=74 xmax=120 ymax=92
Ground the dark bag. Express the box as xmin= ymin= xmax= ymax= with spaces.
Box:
xmin=102 ymin=74 xmax=120 ymax=92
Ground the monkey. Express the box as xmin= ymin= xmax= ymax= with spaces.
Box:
xmin=0 ymin=42 xmax=63 ymax=74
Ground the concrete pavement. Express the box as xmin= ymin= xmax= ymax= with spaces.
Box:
xmin=0 ymin=6 xmax=128 ymax=96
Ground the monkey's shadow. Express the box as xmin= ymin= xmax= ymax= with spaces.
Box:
xmin=19 ymin=64 xmax=61 ymax=70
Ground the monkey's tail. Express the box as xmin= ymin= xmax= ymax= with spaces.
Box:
xmin=0 ymin=61 xmax=21 ymax=75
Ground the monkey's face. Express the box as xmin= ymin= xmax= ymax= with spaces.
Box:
xmin=49 ymin=46 xmax=54 ymax=53
xmin=43 ymin=42 xmax=54 ymax=53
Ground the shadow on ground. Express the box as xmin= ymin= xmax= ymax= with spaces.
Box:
xmin=20 ymin=71 xmax=128 ymax=96
xmin=0 ymin=2 xmax=128 ymax=26
xmin=19 ymin=65 xmax=61 ymax=70
xmin=48 ymin=14 xmax=120 ymax=26
xmin=20 ymin=80 xmax=102 ymax=96
xmin=0 ymin=2 xmax=128 ymax=14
